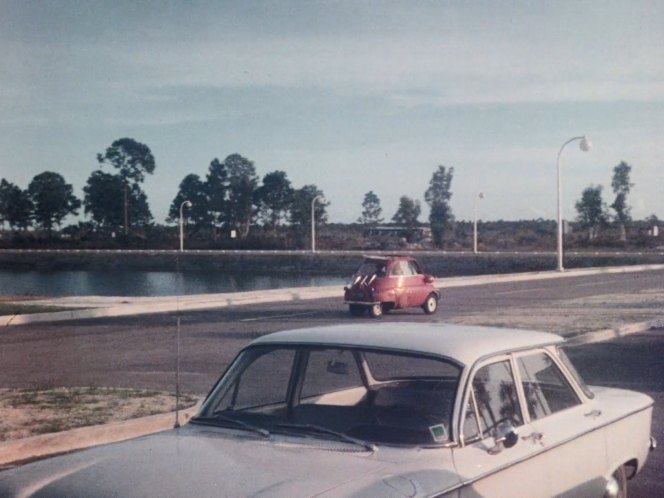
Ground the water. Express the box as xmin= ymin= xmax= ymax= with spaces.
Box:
xmin=0 ymin=270 xmax=346 ymax=297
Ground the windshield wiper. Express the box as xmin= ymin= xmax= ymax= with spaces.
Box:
xmin=191 ymin=413 xmax=270 ymax=438
xmin=274 ymin=423 xmax=376 ymax=452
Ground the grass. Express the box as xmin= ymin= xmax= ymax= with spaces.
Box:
xmin=0 ymin=387 xmax=200 ymax=442
xmin=0 ymin=304 xmax=75 ymax=316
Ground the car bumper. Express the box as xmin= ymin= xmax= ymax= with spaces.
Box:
xmin=344 ymin=300 xmax=380 ymax=306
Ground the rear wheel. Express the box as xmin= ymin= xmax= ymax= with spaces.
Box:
xmin=349 ymin=305 xmax=365 ymax=317
xmin=422 ymin=294 xmax=438 ymax=314
xmin=369 ymin=303 xmax=383 ymax=318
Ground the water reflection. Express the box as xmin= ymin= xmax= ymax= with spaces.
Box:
xmin=0 ymin=270 xmax=345 ymax=297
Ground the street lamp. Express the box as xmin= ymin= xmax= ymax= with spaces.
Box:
xmin=311 ymin=195 xmax=325 ymax=253
xmin=179 ymin=200 xmax=192 ymax=252
xmin=473 ymin=192 xmax=484 ymax=254
xmin=556 ymin=135 xmax=592 ymax=271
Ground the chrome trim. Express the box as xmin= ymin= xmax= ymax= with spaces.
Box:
xmin=343 ymin=300 xmax=380 ymax=305
xmin=650 ymin=435 xmax=657 ymax=452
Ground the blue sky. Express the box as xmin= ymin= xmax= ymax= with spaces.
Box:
xmin=1 ymin=0 xmax=663 ymax=224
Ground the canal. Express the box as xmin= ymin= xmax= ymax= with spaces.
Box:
xmin=0 ymin=269 xmax=346 ymax=297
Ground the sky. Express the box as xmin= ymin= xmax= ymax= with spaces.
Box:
xmin=1 ymin=0 xmax=663 ymax=225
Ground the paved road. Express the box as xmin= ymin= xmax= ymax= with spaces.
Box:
xmin=1 ymin=269 xmax=663 ymax=392
xmin=1 ymin=269 xmax=662 ymax=495
xmin=565 ymin=329 xmax=664 ymax=498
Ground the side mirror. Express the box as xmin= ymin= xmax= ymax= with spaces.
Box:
xmin=424 ymin=275 xmax=435 ymax=284
xmin=488 ymin=422 xmax=519 ymax=455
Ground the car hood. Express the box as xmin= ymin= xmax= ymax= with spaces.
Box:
xmin=0 ymin=424 xmax=461 ymax=497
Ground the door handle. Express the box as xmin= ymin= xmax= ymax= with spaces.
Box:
xmin=584 ymin=409 xmax=602 ymax=418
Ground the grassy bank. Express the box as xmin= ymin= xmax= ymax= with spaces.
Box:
xmin=0 ymin=303 xmax=75 ymax=316
xmin=0 ymin=387 xmax=199 ymax=442
xmin=0 ymin=249 xmax=663 ymax=277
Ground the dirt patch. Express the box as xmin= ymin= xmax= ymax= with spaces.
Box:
xmin=0 ymin=387 xmax=199 ymax=441
xmin=447 ymin=290 xmax=664 ymax=335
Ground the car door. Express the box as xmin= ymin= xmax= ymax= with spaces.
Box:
xmin=514 ymin=349 xmax=607 ymax=497
xmin=405 ymin=259 xmax=429 ymax=306
xmin=453 ymin=355 xmax=549 ymax=498
xmin=389 ymin=260 xmax=409 ymax=308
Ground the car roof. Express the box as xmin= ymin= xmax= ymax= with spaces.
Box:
xmin=250 ymin=323 xmax=563 ymax=366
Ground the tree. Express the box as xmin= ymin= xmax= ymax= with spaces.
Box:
xmin=392 ymin=196 xmax=421 ymax=228
xmin=575 ymin=185 xmax=609 ymax=240
xmin=358 ymin=191 xmax=383 ymax=225
xmin=645 ymin=213 xmax=659 ymax=225
xmin=97 ymin=138 xmax=156 ymax=234
xmin=255 ymin=171 xmax=294 ymax=231
xmin=610 ymin=161 xmax=634 ymax=242
xmin=83 ymin=170 xmax=125 ymax=231
xmin=28 ymin=172 xmax=81 ymax=233
xmin=126 ymin=184 xmax=153 ymax=227
xmin=224 ymin=154 xmax=258 ymax=239
xmin=84 ymin=171 xmax=152 ymax=232
xmin=0 ymin=179 xmax=33 ymax=230
xmin=290 ymin=185 xmax=328 ymax=246
xmin=167 ymin=174 xmax=211 ymax=231
xmin=205 ymin=158 xmax=229 ymax=230
xmin=425 ymin=166 xmax=455 ymax=247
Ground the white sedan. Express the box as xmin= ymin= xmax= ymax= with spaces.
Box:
xmin=0 ymin=324 xmax=656 ymax=497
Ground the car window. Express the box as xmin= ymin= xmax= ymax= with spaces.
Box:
xmin=300 ymin=349 xmax=365 ymax=400
xmin=390 ymin=261 xmax=407 ymax=276
xmin=363 ymin=352 xmax=460 ymax=381
xmin=408 ymin=260 xmax=422 ymax=275
xmin=462 ymin=395 xmax=482 ymax=443
xmin=219 ymin=348 xmax=295 ymax=410
xmin=517 ymin=352 xmax=581 ymax=420
xmin=556 ymin=346 xmax=594 ymax=399
xmin=355 ymin=261 xmax=384 ymax=277
xmin=470 ymin=360 xmax=524 ymax=439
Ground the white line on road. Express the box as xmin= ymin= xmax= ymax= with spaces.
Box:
xmin=574 ymin=281 xmax=614 ymax=288
xmin=240 ymin=312 xmax=316 ymax=322
xmin=494 ymin=287 xmax=548 ymax=295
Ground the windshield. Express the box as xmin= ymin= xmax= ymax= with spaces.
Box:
xmin=196 ymin=345 xmax=461 ymax=447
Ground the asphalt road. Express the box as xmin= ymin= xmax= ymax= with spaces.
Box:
xmin=1 ymin=269 xmax=662 ymax=495
xmin=2 ymin=269 xmax=663 ymax=392
xmin=565 ymin=329 xmax=664 ymax=498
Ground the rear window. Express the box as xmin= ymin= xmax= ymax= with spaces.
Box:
xmin=364 ymin=352 xmax=460 ymax=381
xmin=355 ymin=261 xmax=386 ymax=277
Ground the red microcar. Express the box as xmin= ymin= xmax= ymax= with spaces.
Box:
xmin=343 ymin=256 xmax=440 ymax=318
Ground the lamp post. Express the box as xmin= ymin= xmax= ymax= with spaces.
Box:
xmin=473 ymin=192 xmax=484 ymax=254
xmin=311 ymin=195 xmax=325 ymax=253
xmin=556 ymin=135 xmax=592 ymax=271
xmin=179 ymin=200 xmax=192 ymax=252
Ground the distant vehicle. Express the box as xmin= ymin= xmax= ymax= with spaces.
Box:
xmin=0 ymin=324 xmax=655 ymax=497
xmin=343 ymin=255 xmax=440 ymax=317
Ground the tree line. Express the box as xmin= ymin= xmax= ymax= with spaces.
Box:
xmin=573 ymin=161 xmax=656 ymax=242
xmin=0 ymin=136 xmax=657 ymax=249
xmin=0 ymin=137 xmax=457 ymax=248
